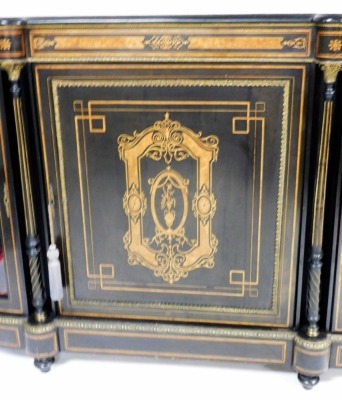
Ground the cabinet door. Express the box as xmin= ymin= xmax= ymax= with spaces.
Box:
xmin=0 ymin=75 xmax=27 ymax=315
xmin=34 ymin=64 xmax=307 ymax=327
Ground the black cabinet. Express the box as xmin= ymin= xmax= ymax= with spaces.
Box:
xmin=1 ymin=15 xmax=342 ymax=388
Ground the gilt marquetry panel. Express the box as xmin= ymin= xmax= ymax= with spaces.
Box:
xmin=28 ymin=25 xmax=313 ymax=60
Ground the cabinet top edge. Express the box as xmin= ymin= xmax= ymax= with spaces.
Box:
xmin=24 ymin=15 xmax=316 ymax=24
xmin=1 ymin=14 xmax=340 ymax=27
xmin=1 ymin=15 xmax=342 ymax=30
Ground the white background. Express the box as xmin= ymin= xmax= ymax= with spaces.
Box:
xmin=2 ymin=1 xmax=342 ymax=399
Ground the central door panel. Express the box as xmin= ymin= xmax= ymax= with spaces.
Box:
xmin=35 ymin=64 xmax=306 ymax=326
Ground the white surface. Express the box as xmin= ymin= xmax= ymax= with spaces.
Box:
xmin=2 ymin=1 xmax=342 ymax=398
xmin=0 ymin=0 xmax=341 ymax=18
xmin=1 ymin=347 xmax=342 ymax=399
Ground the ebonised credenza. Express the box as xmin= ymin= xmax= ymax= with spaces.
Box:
xmin=1 ymin=15 xmax=342 ymax=389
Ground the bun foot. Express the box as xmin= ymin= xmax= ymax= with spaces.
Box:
xmin=298 ymin=373 xmax=320 ymax=389
xmin=34 ymin=357 xmax=55 ymax=373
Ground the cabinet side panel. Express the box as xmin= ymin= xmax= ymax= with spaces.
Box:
xmin=0 ymin=72 xmax=27 ymax=315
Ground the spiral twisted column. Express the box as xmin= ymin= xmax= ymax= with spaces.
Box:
xmin=1 ymin=62 xmax=46 ymax=323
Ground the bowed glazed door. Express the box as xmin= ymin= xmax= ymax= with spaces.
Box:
xmin=34 ymin=63 xmax=307 ymax=327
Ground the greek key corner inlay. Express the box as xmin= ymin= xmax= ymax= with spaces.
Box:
xmin=281 ymin=37 xmax=307 ymax=50
xmin=328 ymin=39 xmax=342 ymax=52
xmin=0 ymin=38 xmax=12 ymax=51
xmin=143 ymin=35 xmax=190 ymax=51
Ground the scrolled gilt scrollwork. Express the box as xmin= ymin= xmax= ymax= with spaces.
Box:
xmin=33 ymin=37 xmax=57 ymax=51
xmin=118 ymin=113 xmax=219 ymax=284
xmin=118 ymin=112 xmax=218 ymax=164
xmin=144 ymin=35 xmax=190 ymax=51
xmin=0 ymin=38 xmax=12 ymax=51
xmin=281 ymin=37 xmax=307 ymax=50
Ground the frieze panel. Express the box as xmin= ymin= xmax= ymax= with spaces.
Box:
xmin=29 ymin=28 xmax=312 ymax=59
